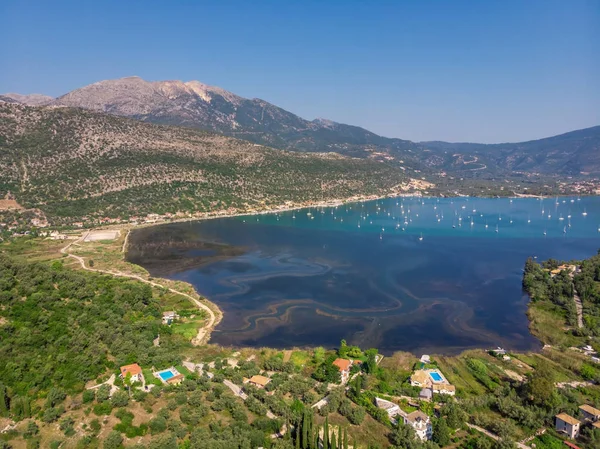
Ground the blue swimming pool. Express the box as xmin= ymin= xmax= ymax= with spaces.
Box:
xmin=158 ymin=370 xmax=175 ymax=381
xmin=429 ymin=371 xmax=443 ymax=382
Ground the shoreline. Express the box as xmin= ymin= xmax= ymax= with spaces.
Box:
xmin=78 ymin=192 xmax=591 ymax=354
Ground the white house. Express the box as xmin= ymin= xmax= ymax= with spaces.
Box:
xmin=120 ymin=363 xmax=143 ymax=383
xmin=404 ymin=411 xmax=433 ymax=441
xmin=162 ymin=311 xmax=179 ymax=325
xmin=555 ymin=413 xmax=581 ymax=439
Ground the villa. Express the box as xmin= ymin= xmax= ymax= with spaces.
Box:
xmin=246 ymin=375 xmax=271 ymax=389
xmin=555 ymin=413 xmax=581 ymax=439
xmin=119 ymin=363 xmax=143 ymax=383
xmin=410 ymin=369 xmax=455 ymax=396
xmin=332 ymin=358 xmax=353 ymax=384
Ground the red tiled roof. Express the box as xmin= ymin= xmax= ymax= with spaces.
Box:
xmin=333 ymin=358 xmax=352 ymax=372
xmin=564 ymin=441 xmax=581 ymax=449
xmin=120 ymin=363 xmax=142 ymax=376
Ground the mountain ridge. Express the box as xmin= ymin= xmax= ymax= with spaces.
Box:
xmin=3 ymin=76 xmax=600 ymax=176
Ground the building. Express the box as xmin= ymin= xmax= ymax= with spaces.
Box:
xmin=247 ymin=375 xmax=271 ymax=389
xmin=166 ymin=374 xmax=184 ymax=386
xmin=403 ymin=411 xmax=433 ymax=441
xmin=579 ymin=404 xmax=600 ymax=422
xmin=332 ymin=358 xmax=353 ymax=384
xmin=120 ymin=363 xmax=143 ymax=383
xmin=419 ymin=388 xmax=433 ymax=401
xmin=555 ymin=413 xmax=581 ymax=439
xmin=374 ymin=397 xmax=402 ymax=422
xmin=420 ymin=354 xmax=431 ymax=364
xmin=432 ymin=384 xmax=456 ymax=396
xmin=410 ymin=370 xmax=430 ymax=387
xmin=162 ymin=311 xmax=179 ymax=325
xmin=410 ymin=369 xmax=455 ymax=396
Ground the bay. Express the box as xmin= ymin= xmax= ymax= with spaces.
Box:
xmin=127 ymin=196 xmax=600 ymax=355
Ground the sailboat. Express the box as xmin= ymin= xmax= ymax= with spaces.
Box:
xmin=495 ymin=224 xmax=499 ymax=233
xmin=583 ymin=208 xmax=588 ymax=216
xmin=418 ymin=233 xmax=423 ymax=241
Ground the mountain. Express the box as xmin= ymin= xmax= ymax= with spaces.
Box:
xmin=0 ymin=102 xmax=411 ymax=223
xmin=2 ymin=92 xmax=54 ymax=106
xmin=422 ymin=126 xmax=600 ymax=177
xmin=4 ymin=76 xmax=599 ymax=177
xmin=44 ymin=76 xmax=431 ymax=169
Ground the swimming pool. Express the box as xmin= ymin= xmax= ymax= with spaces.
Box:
xmin=429 ymin=371 xmax=443 ymax=382
xmin=158 ymin=370 xmax=175 ymax=381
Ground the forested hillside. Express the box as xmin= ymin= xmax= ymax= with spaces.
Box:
xmin=0 ymin=103 xmax=408 ymax=223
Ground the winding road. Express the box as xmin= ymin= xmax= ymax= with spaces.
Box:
xmin=61 ymin=232 xmax=217 ymax=344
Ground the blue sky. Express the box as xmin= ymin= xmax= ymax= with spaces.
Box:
xmin=1 ymin=0 xmax=598 ymax=143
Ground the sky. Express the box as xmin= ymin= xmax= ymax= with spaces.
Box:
xmin=1 ymin=0 xmax=599 ymax=143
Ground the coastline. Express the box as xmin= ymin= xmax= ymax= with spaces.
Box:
xmin=77 ymin=191 xmax=592 ymax=352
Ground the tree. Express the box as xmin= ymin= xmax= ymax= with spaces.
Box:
xmin=365 ymin=349 xmax=379 ymax=374
xmin=103 ymin=431 xmax=123 ymax=449
xmin=324 ymin=416 xmax=329 ymax=449
xmin=82 ymin=389 xmax=95 ymax=404
xmin=96 ymin=384 xmax=111 ymax=403
xmin=148 ymin=433 xmax=177 ymax=449
xmin=110 ymin=390 xmax=129 ymax=408
xmin=313 ymin=363 xmax=341 ymax=384
xmin=149 ymin=415 xmax=167 ymax=434
xmin=389 ymin=422 xmax=420 ymax=449
xmin=45 ymin=388 xmax=66 ymax=408
xmin=433 ymin=418 xmax=450 ymax=447
xmin=525 ymin=359 xmax=555 ymax=407
xmin=23 ymin=421 xmax=39 ymax=439
xmin=339 ymin=340 xmax=349 ymax=358
xmin=0 ymin=383 xmax=8 ymax=416
xmin=442 ymin=402 xmax=465 ymax=430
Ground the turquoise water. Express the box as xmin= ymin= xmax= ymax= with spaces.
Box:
xmin=158 ymin=370 xmax=175 ymax=381
xmin=130 ymin=196 xmax=600 ymax=355
xmin=430 ymin=371 xmax=443 ymax=382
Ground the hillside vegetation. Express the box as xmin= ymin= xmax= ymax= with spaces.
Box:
xmin=0 ymin=103 xmax=407 ymax=222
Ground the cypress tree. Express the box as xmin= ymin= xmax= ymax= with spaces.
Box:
xmin=330 ymin=427 xmax=337 ymax=449
xmin=314 ymin=425 xmax=320 ymax=449
xmin=296 ymin=426 xmax=301 ymax=449
xmin=324 ymin=417 xmax=329 ymax=449
xmin=343 ymin=427 xmax=348 ymax=449
xmin=302 ymin=409 xmax=309 ymax=449
xmin=0 ymin=384 xmax=8 ymax=416
xmin=353 ymin=437 xmax=357 ymax=449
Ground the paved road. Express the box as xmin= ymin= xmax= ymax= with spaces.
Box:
xmin=62 ymin=233 xmax=217 ymax=345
